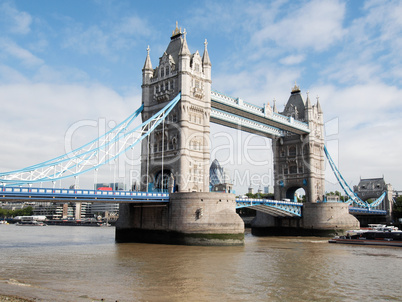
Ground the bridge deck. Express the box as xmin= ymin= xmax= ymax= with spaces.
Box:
xmin=0 ymin=187 xmax=169 ymax=203
xmin=1 ymin=187 xmax=387 ymax=216
xmin=349 ymin=207 xmax=387 ymax=215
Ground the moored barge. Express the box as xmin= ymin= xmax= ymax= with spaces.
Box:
xmin=329 ymin=225 xmax=402 ymax=247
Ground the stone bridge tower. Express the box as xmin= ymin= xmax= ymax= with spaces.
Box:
xmin=273 ymin=84 xmax=325 ymax=203
xmin=118 ymin=24 xmax=244 ymax=245
xmin=253 ymin=84 xmax=359 ymax=235
xmin=140 ymin=23 xmax=212 ymax=193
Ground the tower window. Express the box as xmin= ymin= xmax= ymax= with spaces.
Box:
xmin=289 ymin=146 xmax=296 ymax=156
xmin=289 ymin=166 xmax=297 ymax=174
xmin=161 ymin=68 xmax=164 ymax=77
xmin=166 ymin=66 xmax=169 ymax=76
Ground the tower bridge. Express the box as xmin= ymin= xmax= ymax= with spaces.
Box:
xmin=0 ymin=24 xmax=392 ymax=245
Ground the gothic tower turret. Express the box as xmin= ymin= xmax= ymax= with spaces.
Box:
xmin=140 ymin=23 xmax=212 ymax=193
xmin=142 ymin=46 xmax=153 ymax=108
xmin=273 ymin=84 xmax=325 ymax=203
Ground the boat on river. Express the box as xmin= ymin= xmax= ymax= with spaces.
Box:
xmin=329 ymin=225 xmax=402 ymax=247
xmin=16 ymin=220 xmax=47 ymax=226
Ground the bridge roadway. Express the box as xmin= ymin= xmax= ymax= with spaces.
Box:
xmin=0 ymin=187 xmax=386 ymax=217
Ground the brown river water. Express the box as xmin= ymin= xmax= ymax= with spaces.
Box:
xmin=0 ymin=225 xmax=401 ymax=302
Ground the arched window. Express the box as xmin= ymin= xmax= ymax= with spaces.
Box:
xmin=289 ymin=146 xmax=296 ymax=156
xmin=289 ymin=165 xmax=297 ymax=174
xmin=172 ymin=137 xmax=177 ymax=149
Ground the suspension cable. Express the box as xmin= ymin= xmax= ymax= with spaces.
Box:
xmin=324 ymin=145 xmax=385 ymax=208
xmin=161 ymin=117 xmax=165 ymax=193
xmin=1 ymin=93 xmax=181 ymax=186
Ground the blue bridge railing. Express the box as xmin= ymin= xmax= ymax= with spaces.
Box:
xmin=0 ymin=187 xmax=388 ymax=216
xmin=0 ymin=186 xmax=169 ymax=203
xmin=235 ymin=198 xmax=303 ymax=217
xmin=349 ymin=207 xmax=387 ymax=215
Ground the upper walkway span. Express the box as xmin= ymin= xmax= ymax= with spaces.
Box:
xmin=211 ymin=90 xmax=311 ymax=138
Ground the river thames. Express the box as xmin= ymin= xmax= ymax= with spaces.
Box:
xmin=0 ymin=225 xmax=401 ymax=302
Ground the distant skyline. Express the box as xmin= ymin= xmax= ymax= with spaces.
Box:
xmin=1 ymin=0 xmax=401 ymax=194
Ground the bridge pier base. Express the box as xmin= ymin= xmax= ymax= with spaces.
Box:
xmin=302 ymin=203 xmax=360 ymax=235
xmin=251 ymin=202 xmax=360 ymax=236
xmin=115 ymin=192 xmax=244 ymax=246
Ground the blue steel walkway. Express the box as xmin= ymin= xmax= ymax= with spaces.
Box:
xmin=0 ymin=187 xmax=169 ymax=203
xmin=0 ymin=187 xmax=386 ymax=216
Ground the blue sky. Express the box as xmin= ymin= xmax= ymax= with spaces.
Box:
xmin=1 ymin=0 xmax=401 ymax=194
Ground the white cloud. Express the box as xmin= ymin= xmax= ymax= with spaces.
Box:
xmin=63 ymin=25 xmax=110 ymax=56
xmin=0 ymin=82 xmax=141 ymax=187
xmin=321 ymin=1 xmax=402 ymax=86
xmin=61 ymin=14 xmax=153 ymax=57
xmin=0 ymin=64 xmax=28 ymax=83
xmin=0 ymin=39 xmax=43 ymax=67
xmin=280 ymin=54 xmax=305 ymax=65
xmin=252 ymin=0 xmax=346 ymax=52
xmin=115 ymin=16 xmax=153 ymax=36
xmin=315 ymin=81 xmax=402 ymax=189
xmin=213 ymin=61 xmax=302 ymax=108
xmin=0 ymin=1 xmax=32 ymax=34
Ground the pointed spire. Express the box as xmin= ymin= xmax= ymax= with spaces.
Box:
xmin=171 ymin=21 xmax=182 ymax=38
xmin=179 ymin=28 xmax=190 ymax=56
xmin=305 ymin=90 xmax=312 ymax=109
xmin=143 ymin=45 xmax=152 ymax=70
xmin=316 ymin=95 xmax=322 ymax=113
xmin=202 ymin=39 xmax=211 ymax=66
xmin=273 ymin=98 xmax=278 ymax=113
xmin=291 ymin=81 xmax=301 ymax=94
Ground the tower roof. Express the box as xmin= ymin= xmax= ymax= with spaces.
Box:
xmin=291 ymin=82 xmax=301 ymax=95
xmin=179 ymin=29 xmax=191 ymax=56
xmin=143 ymin=46 xmax=152 ymax=70
xmin=282 ymin=83 xmax=305 ymax=120
xmin=316 ymin=96 xmax=322 ymax=113
xmin=202 ymin=39 xmax=211 ymax=66
xmin=164 ymin=22 xmax=189 ymax=65
xmin=305 ymin=91 xmax=312 ymax=109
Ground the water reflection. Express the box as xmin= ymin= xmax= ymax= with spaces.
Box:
xmin=0 ymin=226 xmax=401 ymax=301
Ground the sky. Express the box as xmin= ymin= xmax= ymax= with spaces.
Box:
xmin=0 ymin=0 xmax=401 ymax=195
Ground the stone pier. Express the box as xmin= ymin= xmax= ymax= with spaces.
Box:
xmin=251 ymin=202 xmax=359 ymax=236
xmin=115 ymin=192 xmax=244 ymax=246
